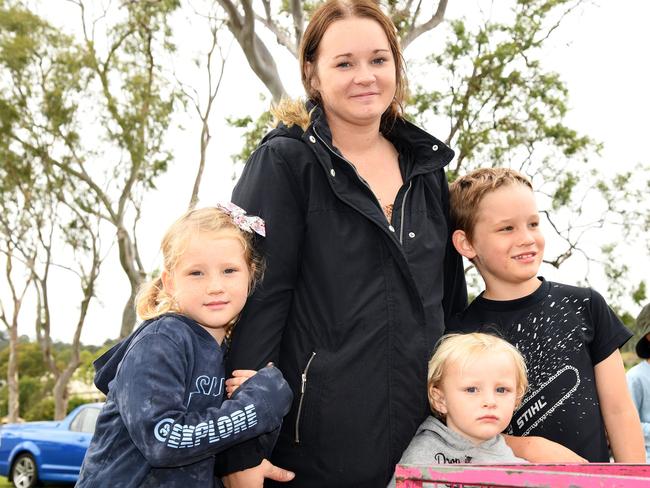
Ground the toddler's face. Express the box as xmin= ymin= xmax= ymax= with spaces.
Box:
xmin=162 ymin=233 xmax=250 ymax=343
xmin=431 ymin=350 xmax=519 ymax=445
xmin=463 ymin=183 xmax=544 ymax=299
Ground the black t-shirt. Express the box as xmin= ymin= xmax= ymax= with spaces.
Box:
xmin=446 ymin=278 xmax=632 ymax=462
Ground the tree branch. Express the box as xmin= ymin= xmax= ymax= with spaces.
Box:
xmin=401 ymin=0 xmax=448 ymax=50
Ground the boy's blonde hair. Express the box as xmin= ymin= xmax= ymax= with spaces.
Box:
xmin=427 ymin=332 xmax=528 ymax=418
xmin=449 ymin=168 xmax=533 ymax=241
xmin=135 ymin=207 xmax=263 ymax=338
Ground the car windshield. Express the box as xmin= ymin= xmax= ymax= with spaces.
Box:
xmin=69 ymin=407 xmax=100 ymax=433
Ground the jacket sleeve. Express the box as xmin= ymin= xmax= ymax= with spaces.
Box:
xmin=440 ymin=171 xmax=468 ymax=322
xmin=113 ymin=333 xmax=292 ymax=468
xmin=219 ymin=141 xmax=307 ymax=474
xmin=229 ymin=141 xmax=306 ymax=369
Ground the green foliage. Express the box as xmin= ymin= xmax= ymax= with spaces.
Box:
xmin=226 ymin=109 xmax=273 ymax=166
xmin=0 ymin=338 xmax=103 ymax=420
xmin=67 ymin=395 xmax=96 ymax=413
xmin=403 ymin=0 xmax=649 ymax=309
xmin=0 ymin=375 xmax=53 ymax=420
xmin=23 ymin=396 xmax=54 ymax=421
xmin=551 ymin=172 xmax=577 ymax=210
xmin=409 ymin=9 xmax=598 ymax=177
xmin=632 ymin=282 xmax=647 ymax=307
xmin=0 ymin=341 xmax=47 ymax=378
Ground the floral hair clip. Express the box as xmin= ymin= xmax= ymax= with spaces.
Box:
xmin=216 ymin=202 xmax=266 ymax=237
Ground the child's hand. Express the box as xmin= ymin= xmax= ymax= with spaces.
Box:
xmin=225 ymin=370 xmax=257 ymax=398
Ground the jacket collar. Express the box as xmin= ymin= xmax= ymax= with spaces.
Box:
xmin=264 ymin=101 xmax=454 ymax=177
xmin=307 ymin=101 xmax=454 ymax=176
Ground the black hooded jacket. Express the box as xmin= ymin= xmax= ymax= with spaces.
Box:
xmin=222 ymin=104 xmax=467 ymax=487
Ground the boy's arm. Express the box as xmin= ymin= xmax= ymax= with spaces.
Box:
xmin=595 ymin=349 xmax=645 ymax=462
xmin=503 ymin=435 xmax=586 ymax=462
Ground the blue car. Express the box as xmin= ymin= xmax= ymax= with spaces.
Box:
xmin=0 ymin=402 xmax=103 ymax=488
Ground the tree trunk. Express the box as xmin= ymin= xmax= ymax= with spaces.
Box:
xmin=7 ymin=325 xmax=19 ymax=423
xmin=120 ymin=290 xmax=138 ymax=339
xmin=52 ymin=366 xmax=77 ymax=420
xmin=117 ymin=226 xmax=145 ymax=338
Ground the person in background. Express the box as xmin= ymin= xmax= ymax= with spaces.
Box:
xmin=77 ymin=205 xmax=292 ymax=487
xmin=626 ymin=303 xmax=650 ymax=462
xmin=446 ymin=167 xmax=645 ymax=462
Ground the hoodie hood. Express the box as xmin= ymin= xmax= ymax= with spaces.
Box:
xmin=93 ymin=320 xmax=155 ymax=394
xmin=93 ymin=314 xmax=199 ymax=394
xmin=417 ymin=415 xmax=502 ymax=451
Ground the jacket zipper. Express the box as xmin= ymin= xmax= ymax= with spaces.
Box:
xmin=295 ymin=351 xmax=317 ymax=444
xmin=398 ymin=181 xmax=412 ymax=244
xmin=313 ymin=128 xmax=412 ymax=242
xmin=313 ymin=128 xmax=383 ymax=211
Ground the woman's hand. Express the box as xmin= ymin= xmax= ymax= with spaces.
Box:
xmin=225 ymin=370 xmax=257 ymax=398
xmin=222 ymin=459 xmax=295 ymax=488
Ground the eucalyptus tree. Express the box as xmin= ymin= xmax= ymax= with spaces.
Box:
xmin=0 ymin=0 xmax=111 ymax=417
xmin=58 ymin=0 xmax=183 ymax=337
xmin=0 ymin=167 xmax=35 ymax=423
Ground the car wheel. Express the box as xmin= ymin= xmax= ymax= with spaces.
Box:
xmin=10 ymin=453 xmax=38 ymax=488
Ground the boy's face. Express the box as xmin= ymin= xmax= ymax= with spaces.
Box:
xmin=431 ymin=351 xmax=519 ymax=445
xmin=453 ymin=183 xmax=545 ymax=300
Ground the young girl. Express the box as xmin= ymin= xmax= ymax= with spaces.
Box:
xmin=77 ymin=204 xmax=292 ymax=488
xmin=397 ymin=333 xmax=529 ymax=470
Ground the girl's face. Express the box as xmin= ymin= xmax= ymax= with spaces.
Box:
xmin=431 ymin=350 xmax=519 ymax=445
xmin=162 ymin=233 xmax=250 ymax=343
xmin=309 ymin=16 xmax=396 ymax=130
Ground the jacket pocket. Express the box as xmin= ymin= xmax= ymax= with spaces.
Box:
xmin=294 ymin=351 xmax=317 ymax=444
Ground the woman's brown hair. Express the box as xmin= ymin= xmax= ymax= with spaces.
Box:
xmin=299 ymin=0 xmax=407 ymax=129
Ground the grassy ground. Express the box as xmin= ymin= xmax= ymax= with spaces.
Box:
xmin=0 ymin=477 xmax=70 ymax=487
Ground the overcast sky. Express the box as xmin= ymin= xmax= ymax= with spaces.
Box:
xmin=7 ymin=1 xmax=650 ymax=345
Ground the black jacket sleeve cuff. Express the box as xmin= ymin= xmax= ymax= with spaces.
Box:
xmin=214 ymin=438 xmax=265 ymax=477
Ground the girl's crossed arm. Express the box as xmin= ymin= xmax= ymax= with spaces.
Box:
xmin=114 ymin=333 xmax=292 ymax=468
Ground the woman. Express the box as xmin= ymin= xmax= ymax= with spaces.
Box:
xmin=221 ymin=1 xmax=467 ymax=486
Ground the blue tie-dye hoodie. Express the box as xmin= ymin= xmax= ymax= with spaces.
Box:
xmin=77 ymin=313 xmax=292 ymax=487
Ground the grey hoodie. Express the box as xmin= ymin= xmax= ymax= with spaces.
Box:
xmin=389 ymin=416 xmax=525 ymax=486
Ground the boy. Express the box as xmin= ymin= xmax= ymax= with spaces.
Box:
xmin=446 ymin=168 xmax=644 ymax=462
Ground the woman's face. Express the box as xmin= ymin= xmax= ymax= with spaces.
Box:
xmin=310 ymin=16 xmax=396 ymax=129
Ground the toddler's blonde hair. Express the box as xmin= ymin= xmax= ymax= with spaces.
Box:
xmin=427 ymin=332 xmax=528 ymax=418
